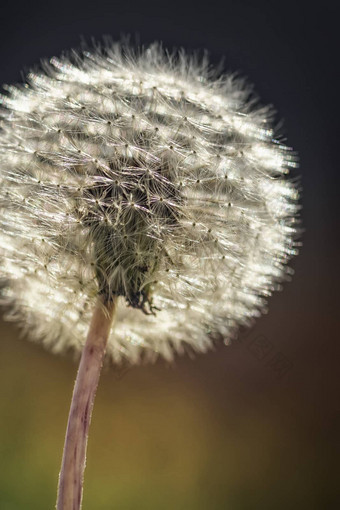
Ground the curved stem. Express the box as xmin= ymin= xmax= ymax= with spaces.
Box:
xmin=56 ymin=296 xmax=117 ymax=510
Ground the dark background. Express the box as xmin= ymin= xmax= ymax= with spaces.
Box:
xmin=0 ymin=1 xmax=338 ymax=509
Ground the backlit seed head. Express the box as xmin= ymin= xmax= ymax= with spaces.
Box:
xmin=0 ymin=42 xmax=300 ymax=364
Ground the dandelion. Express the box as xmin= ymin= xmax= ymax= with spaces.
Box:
xmin=0 ymin=41 xmax=300 ymax=509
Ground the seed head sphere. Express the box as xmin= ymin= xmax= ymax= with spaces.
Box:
xmin=0 ymin=42 xmax=300 ymax=364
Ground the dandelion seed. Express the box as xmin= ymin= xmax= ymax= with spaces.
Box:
xmin=0 ymin=41 xmax=300 ymax=510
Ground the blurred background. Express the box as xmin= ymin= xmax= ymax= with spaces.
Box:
xmin=0 ymin=1 xmax=338 ymax=509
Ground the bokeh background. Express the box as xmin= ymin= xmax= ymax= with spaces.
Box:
xmin=0 ymin=1 xmax=338 ymax=509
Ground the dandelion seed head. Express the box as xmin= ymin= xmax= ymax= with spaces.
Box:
xmin=0 ymin=41 xmax=300 ymax=364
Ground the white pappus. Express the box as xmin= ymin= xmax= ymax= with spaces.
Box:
xmin=0 ymin=41 xmax=300 ymax=365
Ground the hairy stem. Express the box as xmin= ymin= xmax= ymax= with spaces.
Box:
xmin=56 ymin=296 xmax=117 ymax=510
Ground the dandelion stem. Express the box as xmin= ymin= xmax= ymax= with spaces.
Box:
xmin=56 ymin=296 xmax=117 ymax=510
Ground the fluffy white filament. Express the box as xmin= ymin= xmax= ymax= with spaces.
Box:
xmin=0 ymin=42 xmax=300 ymax=364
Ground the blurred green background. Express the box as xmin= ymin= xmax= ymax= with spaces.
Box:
xmin=0 ymin=236 xmax=338 ymax=509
